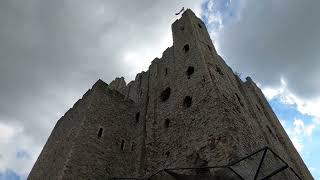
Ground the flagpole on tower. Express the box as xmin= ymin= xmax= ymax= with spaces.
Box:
xmin=175 ymin=7 xmax=185 ymax=15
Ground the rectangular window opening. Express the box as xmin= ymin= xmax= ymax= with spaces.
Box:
xmin=121 ymin=140 xmax=125 ymax=150
xmin=98 ymin=128 xmax=103 ymax=138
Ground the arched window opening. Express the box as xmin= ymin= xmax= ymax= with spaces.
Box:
xmin=183 ymin=44 xmax=190 ymax=53
xmin=198 ymin=23 xmax=202 ymax=29
xmin=186 ymin=66 xmax=194 ymax=79
xmin=160 ymin=87 xmax=171 ymax=101
xmin=165 ymin=68 xmax=168 ymax=76
xmin=183 ymin=96 xmax=192 ymax=108
xmin=98 ymin=128 xmax=103 ymax=138
xmin=121 ymin=140 xmax=125 ymax=150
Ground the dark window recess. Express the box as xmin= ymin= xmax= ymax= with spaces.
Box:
xmin=256 ymin=104 xmax=261 ymax=112
xmin=135 ymin=112 xmax=140 ymax=123
xmin=186 ymin=66 xmax=194 ymax=79
xmin=165 ymin=68 xmax=168 ymax=76
xmin=98 ymin=128 xmax=103 ymax=138
xmin=131 ymin=142 xmax=136 ymax=151
xmin=183 ymin=44 xmax=190 ymax=53
xmin=235 ymin=106 xmax=241 ymax=113
xmin=165 ymin=151 xmax=170 ymax=157
xmin=160 ymin=87 xmax=171 ymax=101
xmin=180 ymin=26 xmax=185 ymax=31
xmin=196 ymin=161 xmax=209 ymax=174
xmin=267 ymin=126 xmax=276 ymax=139
xmin=121 ymin=140 xmax=125 ymax=150
xmin=195 ymin=154 xmax=209 ymax=174
xmin=164 ymin=118 xmax=170 ymax=128
xmin=267 ymin=126 xmax=272 ymax=134
xmin=235 ymin=93 xmax=244 ymax=107
xmin=223 ymin=94 xmax=228 ymax=99
xmin=202 ymin=76 xmax=206 ymax=83
xmin=207 ymin=45 xmax=211 ymax=51
xmin=198 ymin=23 xmax=202 ymax=29
xmin=183 ymin=96 xmax=193 ymax=108
xmin=216 ymin=65 xmax=224 ymax=75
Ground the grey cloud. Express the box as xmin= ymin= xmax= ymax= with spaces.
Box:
xmin=211 ymin=0 xmax=320 ymax=99
xmin=0 ymin=0 xmax=201 ymax=176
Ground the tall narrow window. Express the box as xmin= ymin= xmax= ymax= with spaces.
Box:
xmin=235 ymin=93 xmax=244 ymax=107
xmin=186 ymin=66 xmax=194 ymax=79
xmin=165 ymin=68 xmax=168 ymax=76
xmin=164 ymin=118 xmax=170 ymax=128
xmin=267 ymin=126 xmax=276 ymax=139
xmin=121 ymin=140 xmax=125 ymax=150
xmin=98 ymin=128 xmax=103 ymax=138
xmin=135 ymin=112 xmax=140 ymax=123
xmin=131 ymin=142 xmax=136 ymax=151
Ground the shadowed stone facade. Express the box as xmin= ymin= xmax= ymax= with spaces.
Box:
xmin=28 ymin=9 xmax=313 ymax=180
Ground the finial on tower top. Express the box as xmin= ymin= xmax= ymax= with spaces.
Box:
xmin=175 ymin=7 xmax=185 ymax=15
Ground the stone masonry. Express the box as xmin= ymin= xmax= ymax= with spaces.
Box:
xmin=28 ymin=9 xmax=313 ymax=180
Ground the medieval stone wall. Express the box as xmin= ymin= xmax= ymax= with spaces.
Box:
xmin=57 ymin=80 xmax=143 ymax=179
xmin=28 ymin=9 xmax=313 ymax=180
xmin=244 ymin=78 xmax=312 ymax=178
xmin=28 ymin=85 xmax=95 ymax=179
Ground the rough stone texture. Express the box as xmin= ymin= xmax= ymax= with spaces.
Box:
xmin=28 ymin=9 xmax=313 ymax=180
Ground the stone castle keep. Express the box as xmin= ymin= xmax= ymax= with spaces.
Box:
xmin=28 ymin=9 xmax=313 ymax=180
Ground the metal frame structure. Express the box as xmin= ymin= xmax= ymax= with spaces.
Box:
xmin=112 ymin=146 xmax=302 ymax=180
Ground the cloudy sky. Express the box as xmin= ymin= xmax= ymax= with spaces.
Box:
xmin=0 ymin=0 xmax=319 ymax=179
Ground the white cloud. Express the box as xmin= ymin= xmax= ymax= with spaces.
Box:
xmin=0 ymin=0 xmax=204 ymax=178
xmin=261 ymin=78 xmax=320 ymax=121
xmin=0 ymin=123 xmax=16 ymax=144
xmin=293 ymin=119 xmax=315 ymax=137
xmin=0 ymin=121 xmax=40 ymax=177
xmin=203 ymin=0 xmax=320 ymax=177
xmin=291 ymin=135 xmax=304 ymax=152
xmin=261 ymin=78 xmax=319 ymax=153
xmin=205 ymin=0 xmax=320 ymax=120
xmin=308 ymin=167 xmax=316 ymax=174
xmin=280 ymin=117 xmax=316 ymax=153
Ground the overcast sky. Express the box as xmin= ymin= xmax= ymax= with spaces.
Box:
xmin=0 ymin=0 xmax=319 ymax=179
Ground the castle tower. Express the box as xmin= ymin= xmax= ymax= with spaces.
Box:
xmin=28 ymin=9 xmax=313 ymax=180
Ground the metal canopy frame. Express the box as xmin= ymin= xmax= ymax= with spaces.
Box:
xmin=112 ymin=146 xmax=302 ymax=180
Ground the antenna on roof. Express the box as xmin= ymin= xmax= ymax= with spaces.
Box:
xmin=175 ymin=7 xmax=185 ymax=15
